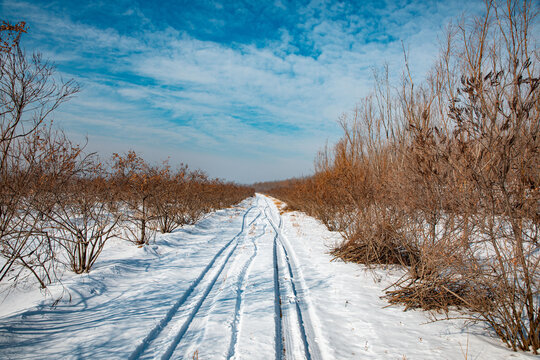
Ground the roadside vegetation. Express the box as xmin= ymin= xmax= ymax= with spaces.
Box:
xmin=0 ymin=22 xmax=253 ymax=290
xmin=265 ymin=0 xmax=539 ymax=354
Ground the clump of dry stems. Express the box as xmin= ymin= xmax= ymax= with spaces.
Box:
xmin=266 ymin=0 xmax=539 ymax=353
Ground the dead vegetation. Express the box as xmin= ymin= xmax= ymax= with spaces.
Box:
xmin=0 ymin=22 xmax=254 ymax=288
xmin=267 ymin=0 xmax=539 ymax=353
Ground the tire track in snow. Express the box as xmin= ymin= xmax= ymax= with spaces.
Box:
xmin=226 ymin=219 xmax=267 ymax=359
xmin=160 ymin=209 xmax=262 ymax=360
xmin=128 ymin=204 xmax=258 ymax=360
xmin=272 ymin=212 xmax=284 ymax=360
xmin=275 ymin=218 xmax=327 ymax=360
xmin=262 ymin=195 xmax=327 ymax=360
xmin=265 ymin=204 xmax=308 ymax=360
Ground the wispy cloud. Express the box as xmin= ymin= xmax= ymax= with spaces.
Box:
xmin=2 ymin=0 xmax=485 ymax=182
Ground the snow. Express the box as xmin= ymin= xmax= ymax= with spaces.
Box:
xmin=0 ymin=194 xmax=536 ymax=359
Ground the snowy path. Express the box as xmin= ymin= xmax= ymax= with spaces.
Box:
xmin=0 ymin=194 xmax=535 ymax=359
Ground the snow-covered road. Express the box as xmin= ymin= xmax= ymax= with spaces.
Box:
xmin=0 ymin=194 xmax=534 ymax=359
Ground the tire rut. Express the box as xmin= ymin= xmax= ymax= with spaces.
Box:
xmin=262 ymin=196 xmax=326 ymax=360
xmin=129 ymin=204 xmax=257 ymax=360
xmin=226 ymin=218 xmax=266 ymax=359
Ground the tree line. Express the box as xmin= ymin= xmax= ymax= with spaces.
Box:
xmin=0 ymin=22 xmax=253 ymax=290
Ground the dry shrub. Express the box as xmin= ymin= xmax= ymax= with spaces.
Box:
xmin=395 ymin=0 xmax=539 ymax=351
xmin=112 ymin=151 xmax=159 ymax=245
xmin=0 ymin=24 xmax=254 ymax=288
xmin=268 ymin=0 xmax=539 ymax=353
xmin=41 ymin=159 xmax=121 ymax=274
xmin=0 ymin=23 xmax=80 ymax=287
xmin=112 ymin=151 xmax=254 ymax=244
xmin=149 ymin=165 xmax=254 ymax=232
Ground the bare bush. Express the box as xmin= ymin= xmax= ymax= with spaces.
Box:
xmin=267 ymin=0 xmax=539 ymax=353
xmin=113 ymin=151 xmax=254 ymax=242
xmin=0 ymin=24 xmax=80 ymax=287
xmin=0 ymin=23 xmax=254 ymax=290
xmin=149 ymin=163 xmax=187 ymax=233
xmin=112 ymin=151 xmax=158 ymax=245
xmin=41 ymin=159 xmax=121 ymax=274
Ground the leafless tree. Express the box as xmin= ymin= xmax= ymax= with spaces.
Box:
xmin=0 ymin=22 xmax=80 ymax=288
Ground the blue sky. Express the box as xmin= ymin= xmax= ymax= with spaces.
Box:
xmin=1 ymin=0 xmax=483 ymax=183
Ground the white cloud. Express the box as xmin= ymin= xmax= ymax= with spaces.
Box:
xmin=1 ymin=0 xmax=485 ymax=182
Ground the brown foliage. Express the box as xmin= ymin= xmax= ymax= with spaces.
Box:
xmin=0 ymin=21 xmax=27 ymax=54
xmin=268 ymin=0 xmax=539 ymax=353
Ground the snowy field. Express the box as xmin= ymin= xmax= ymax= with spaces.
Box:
xmin=0 ymin=194 xmax=535 ymax=359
